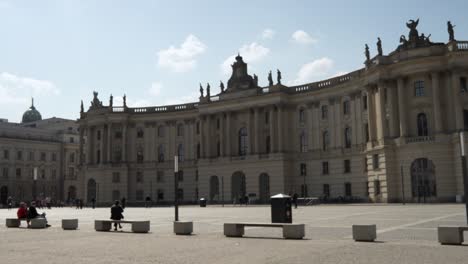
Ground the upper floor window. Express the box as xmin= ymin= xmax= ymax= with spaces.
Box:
xmin=216 ymin=119 xmax=220 ymax=130
xmin=300 ymin=163 xmax=307 ymax=176
xmin=343 ymin=101 xmax=350 ymax=115
xmin=322 ymin=130 xmax=330 ymax=151
xmin=364 ymin=123 xmax=369 ymax=142
xmin=238 ymin=127 xmax=248 ymax=156
xmin=321 ymin=105 xmax=328 ymax=120
xmin=177 ymin=144 xmax=184 ymax=161
xmin=136 ymin=171 xmax=143 ymax=183
xmin=2 ymin=167 xmax=8 ymax=178
xmin=414 ymin=80 xmax=425 ymax=97
xmin=196 ymin=122 xmax=200 ymax=134
xmin=69 ymin=153 xmax=75 ymax=163
xmin=372 ymin=154 xmax=379 ymax=169
xmin=196 ymin=143 xmax=200 ymax=159
xmin=363 ymin=95 xmax=368 ymax=110
xmin=157 ymin=170 xmax=164 ymax=182
xmin=322 ymin=161 xmax=329 ymax=175
xmin=97 ymin=130 xmax=101 ymax=140
xmin=265 ymin=112 xmax=269 ymax=124
xmin=114 ymin=130 xmax=122 ymax=139
xmin=112 ymin=172 xmax=120 ymax=183
xmin=177 ymin=124 xmax=184 ymax=137
xmin=344 ymin=127 xmax=352 ymax=148
xmin=344 ymin=159 xmax=351 ymax=173
xmin=300 ymin=131 xmax=307 ymax=153
xmin=29 ymin=151 xmax=34 ymax=161
xmin=299 ymin=109 xmax=305 ymax=124
xmin=158 ymin=126 xmax=165 ymax=137
xmin=16 ymin=151 xmax=22 ymax=160
xmin=177 ymin=170 xmax=184 ymax=182
xmin=417 ymin=113 xmax=428 ymax=136
xmin=16 ymin=168 xmax=21 ymax=179
xmin=69 ymin=137 xmax=74 ymax=143
xmin=52 ymin=153 xmax=57 ymax=162
xmin=461 ymin=77 xmax=467 ymax=93
xmin=266 ymin=136 xmax=271 ymax=153
xmin=158 ymin=145 xmax=165 ymax=162
xmin=40 ymin=152 xmax=46 ymax=161
xmin=3 ymin=150 xmax=9 ymax=159
xmin=137 ymin=128 xmax=144 ymax=138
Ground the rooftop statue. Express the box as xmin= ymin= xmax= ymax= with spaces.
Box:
xmin=407 ymin=18 xmax=419 ymax=42
xmin=448 ymin=21 xmax=455 ymax=41
xmin=364 ymin=44 xmax=370 ymax=62
xmin=90 ymin=91 xmax=103 ymax=109
xmin=199 ymin=83 xmax=204 ymax=97
xmin=377 ymin=37 xmax=383 ymax=56
xmin=268 ymin=71 xmax=273 ymax=86
xmin=277 ymin=69 xmax=282 ymax=85
xmin=396 ymin=19 xmax=442 ymax=52
xmin=109 ymin=94 xmax=113 ymax=107
xmin=123 ymin=94 xmax=127 ymax=108
xmin=253 ymin=74 xmax=258 ymax=86
xmin=80 ymin=100 xmax=84 ymax=113
xmin=226 ymin=54 xmax=256 ymax=91
xmin=206 ymin=83 xmax=211 ymax=98
xmin=220 ymin=81 xmax=225 ymax=92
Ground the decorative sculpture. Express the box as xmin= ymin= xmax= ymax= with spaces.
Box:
xmin=220 ymin=81 xmax=225 ymax=92
xmin=268 ymin=71 xmax=273 ymax=86
xmin=364 ymin=44 xmax=370 ymax=62
xmin=277 ymin=69 xmax=282 ymax=85
xmin=447 ymin=21 xmax=455 ymax=41
xmin=80 ymin=100 xmax=84 ymax=113
xmin=206 ymin=83 xmax=211 ymax=98
xmin=123 ymin=94 xmax=127 ymax=108
xmin=90 ymin=91 xmax=103 ymax=108
xmin=399 ymin=35 xmax=407 ymax=45
xmin=109 ymin=94 xmax=113 ymax=107
xmin=406 ymin=19 xmax=419 ymax=42
xmin=253 ymin=74 xmax=258 ymax=86
xmin=377 ymin=37 xmax=383 ymax=56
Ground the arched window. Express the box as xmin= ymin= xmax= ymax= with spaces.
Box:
xmin=238 ymin=127 xmax=248 ymax=156
xmin=344 ymin=127 xmax=352 ymax=148
xmin=177 ymin=144 xmax=184 ymax=161
xmin=299 ymin=131 xmax=307 ymax=152
xmin=177 ymin=124 xmax=184 ymax=137
xmin=158 ymin=145 xmax=164 ymax=162
xmin=158 ymin=126 xmax=165 ymax=137
xmin=417 ymin=113 xmax=428 ymax=136
xmin=299 ymin=108 xmax=305 ymax=124
xmin=322 ymin=130 xmax=329 ymax=151
xmin=343 ymin=100 xmax=350 ymax=115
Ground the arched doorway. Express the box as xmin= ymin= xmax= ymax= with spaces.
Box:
xmin=68 ymin=186 xmax=77 ymax=202
xmin=0 ymin=186 xmax=8 ymax=205
xmin=87 ymin=179 xmax=96 ymax=203
xmin=209 ymin=176 xmax=219 ymax=201
xmin=231 ymin=171 xmax=246 ymax=203
xmin=411 ymin=158 xmax=436 ymax=203
xmin=258 ymin=173 xmax=270 ymax=203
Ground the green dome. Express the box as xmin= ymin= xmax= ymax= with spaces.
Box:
xmin=21 ymin=98 xmax=42 ymax=123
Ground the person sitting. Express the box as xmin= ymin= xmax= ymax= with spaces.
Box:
xmin=27 ymin=201 xmax=50 ymax=227
xmin=110 ymin=200 xmax=124 ymax=231
xmin=17 ymin=202 xmax=28 ymax=226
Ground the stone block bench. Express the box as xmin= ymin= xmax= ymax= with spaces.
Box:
xmin=6 ymin=218 xmax=27 ymax=228
xmin=352 ymin=224 xmax=377 ymax=242
xmin=95 ymin=220 xmax=150 ymax=233
xmin=174 ymin=221 xmax=193 ymax=235
xmin=224 ymin=223 xmax=305 ymax=239
xmin=62 ymin=219 xmax=78 ymax=230
xmin=438 ymin=226 xmax=468 ymax=245
xmin=30 ymin=218 xmax=47 ymax=229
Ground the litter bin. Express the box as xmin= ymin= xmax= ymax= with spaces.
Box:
xmin=270 ymin=193 xmax=292 ymax=223
xmin=199 ymin=198 xmax=207 ymax=207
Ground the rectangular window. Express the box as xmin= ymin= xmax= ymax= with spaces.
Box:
xmin=177 ymin=188 xmax=184 ymax=200
xmin=321 ymin=105 xmax=328 ymax=120
xmin=157 ymin=189 xmax=164 ymax=200
xmin=16 ymin=168 xmax=21 ymax=179
xmin=17 ymin=151 xmax=22 ymax=160
xmin=300 ymin=163 xmax=307 ymax=176
xmin=265 ymin=112 xmax=269 ymax=124
xmin=195 ymin=170 xmax=199 ymax=182
xmin=364 ymin=124 xmax=369 ymax=142
xmin=136 ymin=190 xmax=144 ymax=201
xmin=177 ymin=170 xmax=184 ymax=182
xmin=70 ymin=153 xmax=75 ymax=163
xmin=68 ymin=167 xmax=75 ymax=179
xmin=69 ymin=137 xmax=74 ymax=143
xmin=344 ymin=159 xmax=351 ymax=173
xmin=343 ymin=101 xmax=350 ymax=115
xmin=322 ymin=161 xmax=329 ymax=175
xmin=112 ymin=172 xmax=120 ymax=183
xmin=374 ymin=180 xmax=381 ymax=195
xmin=372 ymin=154 xmax=379 ymax=169
xmin=345 ymin=182 xmax=352 ymax=196
xmin=3 ymin=150 xmax=9 ymax=159
xmin=157 ymin=170 xmax=164 ymax=183
xmin=136 ymin=171 xmax=143 ymax=183
xmin=40 ymin=152 xmax=46 ymax=161
xmin=3 ymin=167 xmax=8 ymax=178
xmin=52 ymin=153 xmax=57 ymax=162
xmin=41 ymin=169 xmax=45 ymax=179
xmin=323 ymin=184 xmax=330 ymax=197
xmin=460 ymin=77 xmax=467 ymax=92
xmin=115 ymin=131 xmax=122 ymax=139
xmin=51 ymin=169 xmax=56 ymax=180
xmin=216 ymin=119 xmax=220 ymax=130
xmin=196 ymin=122 xmax=200 ymax=134
xmin=414 ymin=80 xmax=425 ymax=96
xmin=97 ymin=130 xmax=101 ymax=140
xmin=364 ymin=157 xmax=368 ymax=172
xmin=29 ymin=151 xmax=34 ymax=161
xmin=363 ymin=95 xmax=368 ymax=110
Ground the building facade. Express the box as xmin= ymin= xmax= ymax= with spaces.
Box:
xmin=78 ymin=21 xmax=468 ymax=204
xmin=0 ymin=102 xmax=79 ymax=206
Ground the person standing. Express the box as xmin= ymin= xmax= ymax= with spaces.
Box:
xmin=145 ymin=196 xmax=151 ymax=208
xmin=110 ymin=200 xmax=124 ymax=231
xmin=7 ymin=196 xmax=12 ymax=210
xmin=121 ymin=197 xmax=126 ymax=209
xmin=292 ymin=193 xmax=299 ymax=209
xmin=91 ymin=197 xmax=96 ymax=209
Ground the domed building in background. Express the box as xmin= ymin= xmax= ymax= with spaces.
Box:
xmin=21 ymin=98 xmax=42 ymax=123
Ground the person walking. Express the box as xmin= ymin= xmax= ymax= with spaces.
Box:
xmin=120 ymin=197 xmax=126 ymax=209
xmin=91 ymin=197 xmax=96 ymax=209
xmin=7 ymin=196 xmax=13 ymax=210
xmin=110 ymin=200 xmax=124 ymax=231
xmin=145 ymin=196 xmax=151 ymax=208
xmin=292 ymin=193 xmax=299 ymax=209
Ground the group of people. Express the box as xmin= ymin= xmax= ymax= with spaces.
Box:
xmin=16 ymin=201 xmax=50 ymax=228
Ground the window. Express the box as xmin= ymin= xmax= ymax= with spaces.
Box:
xmin=3 ymin=167 xmax=8 ymax=178
xmin=344 ymin=127 xmax=352 ymax=148
xmin=299 ymin=109 xmax=305 ymax=123
xmin=196 ymin=143 xmax=201 ymax=159
xmin=177 ymin=170 xmax=184 ymax=182
xmin=52 ymin=153 xmax=57 ymax=162
xmin=177 ymin=124 xmax=184 ymax=136
xmin=69 ymin=137 xmax=74 ymax=143
xmin=195 ymin=170 xmax=199 ymax=181
xmin=157 ymin=190 xmax=164 ymax=200
xmin=112 ymin=190 xmax=120 ymax=201
xmin=68 ymin=167 xmax=75 ymax=179
xmin=41 ymin=169 xmax=45 ymax=179
xmin=16 ymin=168 xmax=21 ymax=179
xmin=196 ymin=122 xmax=200 ymax=134
xmin=51 ymin=169 xmax=57 ymax=180
xmin=344 ymin=159 xmax=351 ymax=173
xmin=136 ymin=190 xmax=144 ymax=201
xmin=97 ymin=130 xmax=101 ymax=140
xmin=343 ymin=101 xmax=350 ymax=115
xmin=177 ymin=188 xmax=184 ymax=200
xmin=16 ymin=151 xmax=22 ymax=160
xmin=136 ymin=171 xmax=143 ymax=183
xmin=363 ymin=95 xmax=368 ymax=110
xmin=115 ymin=131 xmax=122 ymax=139
xmin=217 ymin=141 xmax=221 ymax=157
xmin=29 ymin=151 xmax=34 ymax=161
xmin=374 ymin=180 xmax=381 ymax=195
xmin=158 ymin=145 xmax=164 ymax=162
xmin=137 ymin=128 xmax=144 ymax=138
xmin=3 ymin=150 xmax=9 ymax=159
xmin=323 ymin=184 xmax=330 ymax=197
xmin=321 ymin=105 xmax=328 ymax=120
xmin=364 ymin=157 xmax=368 ymax=172
xmin=216 ymin=119 xmax=220 ymax=130
xmin=364 ymin=124 xmax=369 ymax=142
xmin=113 ymin=150 xmax=122 ymax=162
xmin=96 ymin=150 xmax=101 ymax=164
xmin=177 ymin=144 xmax=184 ymax=161
xmin=158 ymin=126 xmax=165 ymax=137
xmin=266 ymin=136 xmax=271 ymax=153
xmin=322 ymin=161 xmax=329 ymax=175
xmin=322 ymin=130 xmax=329 ymax=151
xmin=345 ymin=182 xmax=352 ymax=196
xmin=70 ymin=153 xmax=75 ymax=163
xmin=300 ymin=131 xmax=307 ymax=153
xmin=238 ymin=127 xmax=248 ymax=156
xmin=417 ymin=113 xmax=428 ymax=136
xmin=40 ymin=152 xmax=46 ymax=161
xmin=300 ymin=163 xmax=307 ymax=176
xmin=137 ymin=151 xmax=144 ymax=163
xmin=414 ymin=80 xmax=425 ymax=96
xmin=265 ymin=112 xmax=269 ymax=124
xmin=461 ymin=77 xmax=468 ymax=92
xmin=112 ymin=172 xmax=120 ymax=183
xmin=372 ymin=154 xmax=379 ymax=169
xmin=157 ymin=170 xmax=164 ymax=183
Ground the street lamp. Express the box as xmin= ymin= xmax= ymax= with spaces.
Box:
xmin=174 ymin=155 xmax=179 ymax=222
xmin=459 ymin=132 xmax=468 ymax=224
xmin=33 ymin=167 xmax=38 ymax=201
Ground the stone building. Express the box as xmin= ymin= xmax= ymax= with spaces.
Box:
xmin=78 ymin=21 xmax=468 ymax=204
xmin=0 ymin=100 xmax=79 ymax=206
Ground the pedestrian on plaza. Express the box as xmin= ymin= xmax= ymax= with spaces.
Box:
xmin=7 ymin=196 xmax=13 ymax=210
xmin=27 ymin=201 xmax=50 ymax=227
xmin=293 ymin=193 xmax=299 ymax=209
xmin=17 ymin=202 xmax=28 ymax=224
xmin=79 ymin=199 xmax=83 ymax=209
xmin=91 ymin=197 xmax=96 ymax=209
xmin=121 ymin=197 xmax=126 ymax=209
xmin=110 ymin=200 xmax=124 ymax=231
xmin=145 ymin=196 xmax=151 ymax=208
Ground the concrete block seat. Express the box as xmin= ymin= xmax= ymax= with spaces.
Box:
xmin=352 ymin=224 xmax=377 ymax=242
xmin=224 ymin=223 xmax=305 ymax=239
xmin=62 ymin=219 xmax=79 ymax=230
xmin=30 ymin=218 xmax=47 ymax=229
xmin=6 ymin=218 xmax=30 ymax=227
xmin=95 ymin=220 xmax=150 ymax=233
xmin=438 ymin=226 xmax=468 ymax=245
xmin=174 ymin=221 xmax=193 ymax=235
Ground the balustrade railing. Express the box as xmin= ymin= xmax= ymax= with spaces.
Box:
xmin=405 ymin=136 xmax=435 ymax=144
xmin=289 ymin=69 xmax=362 ymax=94
xmin=110 ymin=102 xmax=198 ymax=114
xmin=457 ymin=41 xmax=468 ymax=50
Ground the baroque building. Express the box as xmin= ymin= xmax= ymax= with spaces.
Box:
xmin=0 ymin=100 xmax=79 ymax=206
xmin=78 ymin=20 xmax=468 ymax=204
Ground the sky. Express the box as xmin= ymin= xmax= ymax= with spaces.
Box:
xmin=0 ymin=0 xmax=467 ymax=122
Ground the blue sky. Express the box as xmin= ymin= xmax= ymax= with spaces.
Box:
xmin=0 ymin=0 xmax=467 ymax=122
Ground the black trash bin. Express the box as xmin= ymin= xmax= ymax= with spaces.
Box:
xmin=270 ymin=193 xmax=292 ymax=223
xmin=199 ymin=198 xmax=207 ymax=207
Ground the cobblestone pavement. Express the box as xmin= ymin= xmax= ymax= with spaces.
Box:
xmin=1 ymin=204 xmax=467 ymax=264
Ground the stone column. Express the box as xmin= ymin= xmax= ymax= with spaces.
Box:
xmin=122 ymin=123 xmax=127 ymax=162
xmin=313 ymin=103 xmax=321 ymax=150
xmin=79 ymin=125 xmax=85 ymax=165
xmin=206 ymin=116 xmax=211 ymax=158
xmin=367 ymin=86 xmax=376 ymax=142
xmin=375 ymin=82 xmax=386 ymax=142
xmin=277 ymin=105 xmax=283 ymax=152
xmin=397 ymin=78 xmax=408 ymax=137
xmin=226 ymin=112 xmax=231 ymax=157
xmin=269 ymin=107 xmax=276 ymax=152
xmin=350 ymin=93 xmax=358 ymax=145
xmin=387 ymin=85 xmax=398 ymax=138
xmin=99 ymin=126 xmax=104 ymax=164
xmin=87 ymin=127 xmax=93 ymax=164
xmin=247 ymin=109 xmax=253 ymax=155
xmin=328 ymin=98 xmax=336 ymax=148
xmin=431 ymin=72 xmax=443 ymax=133
xmin=307 ymin=103 xmax=314 ymax=150
xmin=220 ymin=114 xmax=225 ymax=157
xmin=199 ymin=117 xmax=205 ymax=158
xmin=334 ymin=98 xmax=342 ymax=148
xmin=452 ymin=72 xmax=463 ymax=130
xmin=107 ymin=123 xmax=112 ymax=162
xmin=254 ymin=108 xmax=260 ymax=154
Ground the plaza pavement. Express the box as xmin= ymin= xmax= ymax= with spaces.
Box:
xmin=0 ymin=204 xmax=467 ymax=264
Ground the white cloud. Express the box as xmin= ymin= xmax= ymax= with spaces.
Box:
xmin=290 ymin=57 xmax=334 ymax=85
xmin=261 ymin=29 xmax=275 ymax=39
xmin=0 ymin=72 xmax=59 ymax=105
xmin=291 ymin=30 xmax=317 ymax=44
xmin=148 ymin=82 xmax=162 ymax=96
xmin=157 ymin=34 xmax=207 ymax=73
xmin=221 ymin=42 xmax=270 ymax=75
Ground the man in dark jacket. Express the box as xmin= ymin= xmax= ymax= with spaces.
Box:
xmin=110 ymin=200 xmax=124 ymax=231
xmin=27 ymin=201 xmax=50 ymax=227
